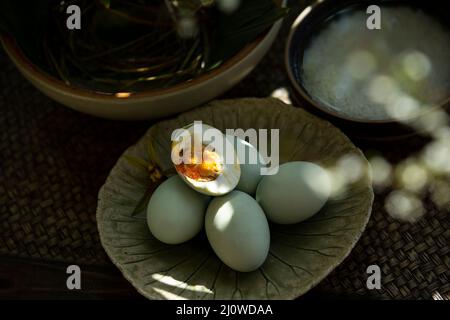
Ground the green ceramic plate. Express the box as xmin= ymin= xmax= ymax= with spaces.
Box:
xmin=96 ymin=98 xmax=374 ymax=300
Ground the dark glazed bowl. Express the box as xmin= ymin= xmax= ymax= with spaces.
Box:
xmin=285 ymin=0 xmax=450 ymax=141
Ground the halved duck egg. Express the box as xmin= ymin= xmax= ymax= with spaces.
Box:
xmin=171 ymin=122 xmax=240 ymax=196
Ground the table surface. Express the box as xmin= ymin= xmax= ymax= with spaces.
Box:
xmin=0 ymin=2 xmax=449 ymax=300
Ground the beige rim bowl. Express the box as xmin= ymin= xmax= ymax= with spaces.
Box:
xmin=1 ymin=11 xmax=284 ymax=120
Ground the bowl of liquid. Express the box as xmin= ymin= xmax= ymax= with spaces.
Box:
xmin=286 ymin=0 xmax=450 ymax=140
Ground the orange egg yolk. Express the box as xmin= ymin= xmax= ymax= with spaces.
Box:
xmin=176 ymin=147 xmax=223 ymax=182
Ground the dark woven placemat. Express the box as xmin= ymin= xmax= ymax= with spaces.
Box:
xmin=0 ymin=3 xmax=449 ymax=300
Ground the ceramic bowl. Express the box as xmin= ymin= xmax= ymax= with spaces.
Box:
xmin=0 ymin=3 xmax=285 ymax=120
xmin=285 ymin=0 xmax=450 ymax=141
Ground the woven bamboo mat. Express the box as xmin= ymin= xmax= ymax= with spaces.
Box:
xmin=1 ymin=4 xmax=449 ymax=300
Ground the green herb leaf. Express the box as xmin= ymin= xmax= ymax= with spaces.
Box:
xmin=124 ymin=155 xmax=150 ymax=171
